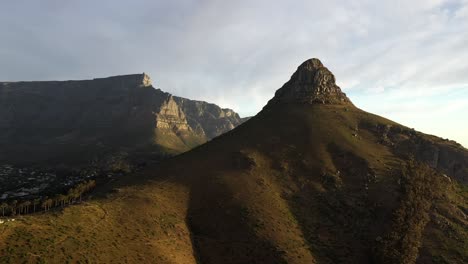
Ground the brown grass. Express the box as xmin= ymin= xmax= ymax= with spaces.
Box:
xmin=0 ymin=104 xmax=466 ymax=263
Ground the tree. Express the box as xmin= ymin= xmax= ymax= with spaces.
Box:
xmin=46 ymin=198 xmax=53 ymax=211
xmin=17 ymin=201 xmax=30 ymax=215
xmin=56 ymin=194 xmax=67 ymax=208
xmin=10 ymin=200 xmax=17 ymax=216
xmin=32 ymin=198 xmax=41 ymax=213
xmin=0 ymin=202 xmax=7 ymax=216
xmin=41 ymin=198 xmax=53 ymax=212
xmin=22 ymin=201 xmax=31 ymax=214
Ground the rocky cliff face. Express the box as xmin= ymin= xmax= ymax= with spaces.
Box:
xmin=363 ymin=123 xmax=468 ymax=183
xmin=0 ymin=73 xmax=245 ymax=165
xmin=173 ymin=97 xmax=244 ymax=139
xmin=154 ymin=96 xmax=191 ymax=131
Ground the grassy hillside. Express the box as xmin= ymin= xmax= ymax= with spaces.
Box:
xmin=0 ymin=104 xmax=466 ymax=263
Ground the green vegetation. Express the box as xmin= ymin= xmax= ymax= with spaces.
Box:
xmin=374 ymin=161 xmax=448 ymax=264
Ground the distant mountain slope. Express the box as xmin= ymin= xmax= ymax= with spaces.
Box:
xmin=0 ymin=74 xmax=245 ymax=165
xmin=173 ymin=96 xmax=244 ymax=140
xmin=0 ymin=59 xmax=466 ymax=264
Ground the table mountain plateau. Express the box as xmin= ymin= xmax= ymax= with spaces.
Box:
xmin=0 ymin=73 xmax=245 ymax=166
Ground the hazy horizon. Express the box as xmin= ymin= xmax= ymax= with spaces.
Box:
xmin=1 ymin=0 xmax=467 ymax=147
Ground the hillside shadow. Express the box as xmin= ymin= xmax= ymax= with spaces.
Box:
xmin=184 ymin=172 xmax=286 ymax=264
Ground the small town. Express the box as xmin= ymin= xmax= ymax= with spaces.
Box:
xmin=0 ymin=164 xmax=98 ymax=201
xmin=0 ymin=163 xmax=106 ymax=218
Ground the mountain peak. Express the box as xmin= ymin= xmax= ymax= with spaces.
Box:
xmin=266 ymin=58 xmax=351 ymax=106
xmin=298 ymin=58 xmax=324 ymax=70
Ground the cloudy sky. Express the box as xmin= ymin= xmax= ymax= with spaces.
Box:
xmin=1 ymin=0 xmax=467 ymax=147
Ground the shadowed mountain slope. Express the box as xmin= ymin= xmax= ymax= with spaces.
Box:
xmin=0 ymin=59 xmax=466 ymax=264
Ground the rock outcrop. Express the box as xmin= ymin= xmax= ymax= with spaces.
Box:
xmin=154 ymin=96 xmax=191 ymax=132
xmin=173 ymin=97 xmax=244 ymax=139
xmin=364 ymin=123 xmax=468 ymax=183
xmin=0 ymin=73 xmax=245 ymax=165
xmin=266 ymin=58 xmax=352 ymax=107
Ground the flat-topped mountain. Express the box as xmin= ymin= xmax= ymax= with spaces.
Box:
xmin=0 ymin=59 xmax=466 ymax=264
xmin=0 ymin=73 xmax=245 ymax=166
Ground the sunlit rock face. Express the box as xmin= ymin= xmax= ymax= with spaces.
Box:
xmin=173 ymin=97 xmax=244 ymax=139
xmin=154 ymin=96 xmax=191 ymax=132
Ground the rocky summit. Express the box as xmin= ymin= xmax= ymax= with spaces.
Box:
xmin=266 ymin=58 xmax=351 ymax=106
